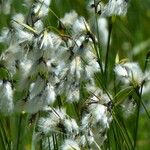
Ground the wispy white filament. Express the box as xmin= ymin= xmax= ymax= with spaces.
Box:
xmin=61 ymin=139 xmax=80 ymax=150
xmin=102 ymin=0 xmax=128 ymax=16
xmin=0 ymin=81 xmax=14 ymax=115
xmin=114 ymin=62 xmax=143 ymax=85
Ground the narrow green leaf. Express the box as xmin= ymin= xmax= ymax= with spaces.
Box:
xmin=13 ymin=20 xmax=38 ymax=34
xmin=114 ymin=86 xmax=134 ymax=106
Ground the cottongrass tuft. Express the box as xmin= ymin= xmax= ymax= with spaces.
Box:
xmin=0 ymin=0 xmax=149 ymax=150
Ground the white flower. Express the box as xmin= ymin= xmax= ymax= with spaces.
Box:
xmin=55 ymin=46 xmax=71 ymax=62
xmin=81 ymin=114 xmax=91 ymax=129
xmin=34 ymin=20 xmax=44 ymax=33
xmin=70 ymin=57 xmax=82 ymax=79
xmin=85 ymin=59 xmax=100 ymax=79
xmin=65 ymin=78 xmax=80 ymax=102
xmin=41 ymin=0 xmax=51 ymax=6
xmin=75 ymin=36 xmax=85 ymax=48
xmin=73 ymin=36 xmax=90 ymax=56
xmin=64 ymin=118 xmax=79 ymax=134
xmin=114 ymin=62 xmax=144 ymax=86
xmin=97 ymin=17 xmax=109 ymax=48
xmin=43 ymin=83 xmax=56 ymax=105
xmin=82 ymin=103 xmax=110 ymax=129
xmin=25 ymin=93 xmax=48 ymax=113
xmin=89 ymin=104 xmax=109 ymax=128
xmin=61 ymin=139 xmax=80 ymax=150
xmin=33 ymin=0 xmax=51 ymax=18
xmin=20 ymin=58 xmax=32 ymax=77
xmin=72 ymin=17 xmax=89 ymax=34
xmin=1 ymin=43 xmax=23 ymax=76
xmin=86 ymin=85 xmax=111 ymax=104
xmin=53 ymin=61 xmax=66 ymax=76
xmin=67 ymin=86 xmax=80 ymax=102
xmin=39 ymin=31 xmax=53 ymax=49
xmin=39 ymin=31 xmax=61 ymax=50
xmin=0 ymin=81 xmax=14 ymax=115
xmin=15 ymin=29 xmax=33 ymax=43
xmin=60 ymin=11 xmax=78 ymax=27
xmin=81 ymin=86 xmax=112 ymax=130
xmin=114 ymin=64 xmax=128 ymax=77
xmin=38 ymin=117 xmax=58 ymax=134
xmin=122 ymin=99 xmax=136 ymax=118
xmin=77 ymin=130 xmax=94 ymax=146
xmin=101 ymin=0 xmax=128 ymax=17
xmin=12 ymin=13 xmax=25 ymax=30
xmin=0 ymin=27 xmax=10 ymax=43
xmin=38 ymin=108 xmax=66 ymax=134
xmin=29 ymin=77 xmax=46 ymax=99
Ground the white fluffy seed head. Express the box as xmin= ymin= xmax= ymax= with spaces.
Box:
xmin=39 ymin=31 xmax=62 ymax=50
xmin=61 ymin=139 xmax=80 ymax=150
xmin=12 ymin=13 xmax=25 ymax=30
xmin=20 ymin=58 xmax=32 ymax=77
xmin=34 ymin=20 xmax=44 ymax=33
xmin=64 ymin=118 xmax=79 ymax=134
xmin=72 ymin=17 xmax=89 ymax=34
xmin=114 ymin=62 xmax=143 ymax=86
xmin=85 ymin=59 xmax=100 ymax=79
xmin=42 ymin=0 xmax=51 ymax=6
xmin=0 ymin=27 xmax=10 ymax=43
xmin=43 ymin=83 xmax=56 ymax=105
xmin=15 ymin=29 xmax=33 ymax=43
xmin=89 ymin=104 xmax=109 ymax=128
xmin=33 ymin=0 xmax=51 ymax=18
xmin=0 ymin=81 xmax=14 ymax=115
xmin=60 ymin=11 xmax=78 ymax=27
xmin=77 ymin=130 xmax=94 ymax=146
xmin=29 ymin=77 xmax=45 ymax=99
xmin=25 ymin=95 xmax=44 ymax=113
xmin=67 ymin=87 xmax=80 ymax=102
xmin=101 ymin=0 xmax=128 ymax=17
xmin=97 ymin=17 xmax=109 ymax=48
xmin=38 ymin=108 xmax=66 ymax=134
xmin=70 ymin=57 xmax=82 ymax=79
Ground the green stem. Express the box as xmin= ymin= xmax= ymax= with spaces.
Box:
xmin=133 ymin=98 xmax=140 ymax=150
xmin=16 ymin=114 xmax=22 ymax=150
xmin=113 ymin=113 xmax=133 ymax=149
xmin=133 ymin=51 xmax=150 ymax=148
xmin=106 ymin=129 xmax=111 ymax=150
xmin=133 ymin=87 xmax=142 ymax=150
xmin=40 ymin=139 xmax=43 ymax=150
xmin=104 ymin=19 xmax=112 ymax=82
xmin=112 ymin=123 xmax=121 ymax=150
xmin=0 ymin=126 xmax=6 ymax=150
xmin=93 ymin=0 xmax=104 ymax=74
xmin=31 ymin=113 xmax=39 ymax=150
xmin=0 ymin=119 xmax=9 ymax=149
xmin=144 ymin=51 xmax=150 ymax=71
xmin=93 ymin=42 xmax=104 ymax=74
xmin=48 ymin=137 xmax=51 ymax=150
xmin=141 ymin=100 xmax=150 ymax=119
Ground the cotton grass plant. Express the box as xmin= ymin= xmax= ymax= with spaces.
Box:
xmin=0 ymin=0 xmax=150 ymax=150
